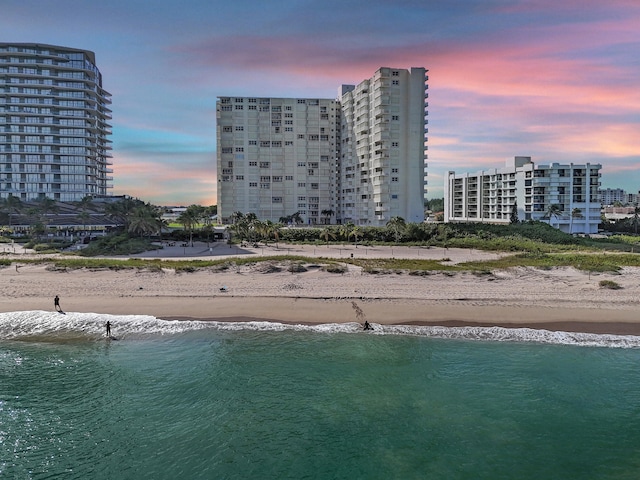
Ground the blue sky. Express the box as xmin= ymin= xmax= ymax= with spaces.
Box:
xmin=3 ymin=0 xmax=640 ymax=205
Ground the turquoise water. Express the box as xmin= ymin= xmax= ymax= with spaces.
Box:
xmin=2 ymin=312 xmax=640 ymax=479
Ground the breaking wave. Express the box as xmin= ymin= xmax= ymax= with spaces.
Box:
xmin=1 ymin=310 xmax=639 ymax=349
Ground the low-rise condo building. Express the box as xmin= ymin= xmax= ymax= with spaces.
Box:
xmin=444 ymin=156 xmax=602 ymax=234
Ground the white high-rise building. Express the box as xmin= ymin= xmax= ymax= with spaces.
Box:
xmin=216 ymin=67 xmax=428 ymax=225
xmin=0 ymin=43 xmax=112 ymax=202
xmin=444 ymin=157 xmax=602 ymax=234
xmin=216 ymin=97 xmax=339 ymax=225
xmin=339 ymin=67 xmax=428 ymax=225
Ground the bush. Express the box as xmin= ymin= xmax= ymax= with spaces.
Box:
xmin=599 ymin=280 xmax=622 ymax=290
xmin=324 ymin=264 xmax=347 ymax=274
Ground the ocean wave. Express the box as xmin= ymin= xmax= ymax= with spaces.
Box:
xmin=1 ymin=311 xmax=639 ymax=348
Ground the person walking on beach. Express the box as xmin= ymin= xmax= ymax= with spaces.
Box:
xmin=106 ymin=321 xmax=111 ymax=337
xmin=54 ymin=295 xmax=62 ymax=312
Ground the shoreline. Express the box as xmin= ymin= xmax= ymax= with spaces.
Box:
xmin=2 ymin=244 xmax=640 ymax=336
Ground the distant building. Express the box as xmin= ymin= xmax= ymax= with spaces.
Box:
xmin=600 ymin=188 xmax=626 ymax=206
xmin=0 ymin=43 xmax=113 ymax=202
xmin=599 ymin=188 xmax=639 ymax=206
xmin=444 ymin=157 xmax=602 ymax=234
xmin=216 ymin=67 xmax=428 ymax=225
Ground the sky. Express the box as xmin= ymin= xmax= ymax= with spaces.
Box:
xmin=3 ymin=0 xmax=640 ymax=206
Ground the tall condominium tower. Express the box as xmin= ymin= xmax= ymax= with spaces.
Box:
xmin=339 ymin=67 xmax=428 ymax=225
xmin=0 ymin=43 xmax=112 ymax=202
xmin=216 ymin=97 xmax=339 ymax=225
xmin=216 ymin=67 xmax=428 ymax=225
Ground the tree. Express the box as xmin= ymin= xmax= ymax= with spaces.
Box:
xmin=319 ymin=227 xmax=336 ymax=245
xmin=321 ymin=209 xmax=334 ymax=225
xmin=75 ymin=196 xmax=94 ymax=233
xmin=338 ymin=222 xmax=355 ymax=242
xmin=543 ymin=204 xmax=563 ymax=227
xmin=290 ymin=211 xmax=303 ymax=226
xmin=633 ymin=204 xmax=640 ymax=235
xmin=177 ymin=205 xmax=204 ymax=246
xmin=569 ymin=208 xmax=583 ymax=234
xmin=105 ymin=197 xmax=140 ymax=231
xmin=31 ymin=197 xmax=59 ymax=238
xmin=0 ymin=194 xmax=22 ymax=227
xmin=510 ymin=200 xmax=519 ymax=224
xmin=128 ymin=203 xmax=164 ymax=239
xmin=230 ymin=211 xmax=245 ymax=225
xmin=386 ymin=216 xmax=407 ymax=243
xmin=349 ymin=225 xmax=363 ymax=244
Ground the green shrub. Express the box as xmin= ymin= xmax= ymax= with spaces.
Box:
xmin=599 ymin=280 xmax=622 ymax=290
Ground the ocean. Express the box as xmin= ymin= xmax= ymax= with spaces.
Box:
xmin=1 ymin=311 xmax=640 ymax=479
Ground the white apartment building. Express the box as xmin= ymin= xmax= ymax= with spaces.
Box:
xmin=339 ymin=67 xmax=428 ymax=226
xmin=216 ymin=97 xmax=339 ymax=225
xmin=216 ymin=67 xmax=428 ymax=225
xmin=445 ymin=157 xmax=602 ymax=234
xmin=0 ymin=43 xmax=113 ymax=202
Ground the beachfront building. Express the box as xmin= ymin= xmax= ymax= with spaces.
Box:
xmin=338 ymin=67 xmax=429 ymax=226
xmin=216 ymin=97 xmax=340 ymax=225
xmin=216 ymin=67 xmax=428 ymax=225
xmin=0 ymin=43 xmax=112 ymax=202
xmin=444 ymin=156 xmax=602 ymax=234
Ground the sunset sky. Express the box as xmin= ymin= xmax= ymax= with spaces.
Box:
xmin=3 ymin=0 xmax=639 ymax=206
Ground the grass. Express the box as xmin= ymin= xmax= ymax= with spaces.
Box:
xmin=4 ymin=250 xmax=640 ymax=276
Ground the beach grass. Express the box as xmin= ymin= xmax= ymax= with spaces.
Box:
xmin=7 ymin=251 xmax=640 ymax=275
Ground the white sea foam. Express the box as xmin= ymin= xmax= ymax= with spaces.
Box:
xmin=1 ymin=311 xmax=639 ymax=348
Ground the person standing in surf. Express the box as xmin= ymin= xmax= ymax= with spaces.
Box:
xmin=54 ymin=295 xmax=62 ymax=312
xmin=106 ymin=321 xmax=111 ymax=337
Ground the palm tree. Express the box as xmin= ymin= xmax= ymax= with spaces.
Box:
xmin=32 ymin=197 xmax=59 ymax=238
xmin=321 ymin=209 xmax=334 ymax=225
xmin=386 ymin=216 xmax=406 ymax=243
xmin=632 ymin=204 xmax=640 ymax=235
xmin=128 ymin=203 xmax=162 ymax=239
xmin=104 ymin=197 xmax=139 ymax=231
xmin=569 ymin=208 xmax=583 ymax=234
xmin=338 ymin=222 xmax=355 ymax=242
xmin=319 ymin=227 xmax=336 ymax=245
xmin=177 ymin=205 xmax=203 ymax=246
xmin=230 ymin=211 xmax=245 ymax=225
xmin=543 ymin=204 xmax=563 ymax=228
xmin=75 ymin=195 xmax=94 ymax=233
xmin=1 ymin=194 xmax=22 ymax=227
xmin=290 ymin=211 xmax=303 ymax=226
xmin=350 ymin=225 xmax=363 ymax=244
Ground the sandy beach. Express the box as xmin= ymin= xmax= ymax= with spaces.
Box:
xmin=2 ymin=242 xmax=640 ymax=335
